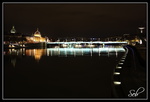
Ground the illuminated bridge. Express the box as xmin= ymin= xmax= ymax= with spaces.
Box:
xmin=47 ymin=41 xmax=127 ymax=45
xmin=46 ymin=41 xmax=127 ymax=47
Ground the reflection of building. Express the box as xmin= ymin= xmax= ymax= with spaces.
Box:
xmin=26 ymin=49 xmax=46 ymax=61
xmin=11 ymin=58 xmax=16 ymax=67
xmin=26 ymin=28 xmax=46 ymax=43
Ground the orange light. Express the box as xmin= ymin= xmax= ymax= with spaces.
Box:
xmin=26 ymin=49 xmax=45 ymax=61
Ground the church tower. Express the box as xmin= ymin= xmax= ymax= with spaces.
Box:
xmin=10 ymin=26 xmax=16 ymax=33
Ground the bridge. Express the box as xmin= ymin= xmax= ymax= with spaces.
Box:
xmin=47 ymin=41 xmax=127 ymax=44
xmin=6 ymin=41 xmax=128 ymax=49
xmin=46 ymin=41 xmax=128 ymax=48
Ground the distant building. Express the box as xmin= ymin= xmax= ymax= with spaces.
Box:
xmin=4 ymin=26 xmax=25 ymax=44
xmin=26 ymin=28 xmax=47 ymax=43
xmin=123 ymin=34 xmax=140 ymax=45
xmin=10 ymin=26 xmax=16 ymax=33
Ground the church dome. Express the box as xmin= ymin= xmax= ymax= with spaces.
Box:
xmin=34 ymin=28 xmax=41 ymax=37
xmin=10 ymin=26 xmax=16 ymax=33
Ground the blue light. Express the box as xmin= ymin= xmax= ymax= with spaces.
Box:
xmin=46 ymin=47 xmax=125 ymax=56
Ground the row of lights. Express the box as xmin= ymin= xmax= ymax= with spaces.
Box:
xmin=8 ymin=44 xmax=26 ymax=48
xmin=113 ymin=47 xmax=128 ymax=86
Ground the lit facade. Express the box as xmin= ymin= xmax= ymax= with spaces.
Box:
xmin=26 ymin=28 xmax=46 ymax=43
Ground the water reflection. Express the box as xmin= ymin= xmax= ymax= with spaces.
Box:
xmin=11 ymin=57 xmax=16 ymax=67
xmin=4 ymin=46 xmax=126 ymax=97
xmin=46 ymin=47 xmax=125 ymax=57
xmin=26 ymin=49 xmax=46 ymax=61
xmin=4 ymin=46 xmax=125 ymax=62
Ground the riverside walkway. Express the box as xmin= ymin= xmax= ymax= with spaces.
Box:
xmin=113 ymin=45 xmax=147 ymax=98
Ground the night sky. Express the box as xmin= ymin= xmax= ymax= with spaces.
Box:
xmin=3 ymin=3 xmax=147 ymax=38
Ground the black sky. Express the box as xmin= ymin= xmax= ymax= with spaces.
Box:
xmin=3 ymin=3 xmax=147 ymax=38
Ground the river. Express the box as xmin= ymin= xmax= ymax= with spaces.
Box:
xmin=4 ymin=46 xmax=125 ymax=98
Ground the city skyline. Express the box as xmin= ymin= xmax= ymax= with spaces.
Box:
xmin=3 ymin=2 xmax=147 ymax=38
xmin=3 ymin=2 xmax=147 ymax=99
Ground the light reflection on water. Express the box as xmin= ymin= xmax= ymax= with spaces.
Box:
xmin=4 ymin=46 xmax=126 ymax=98
xmin=4 ymin=46 xmax=125 ymax=68
xmin=4 ymin=47 xmax=125 ymax=61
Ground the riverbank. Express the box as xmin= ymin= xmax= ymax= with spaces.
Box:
xmin=119 ymin=45 xmax=147 ymax=98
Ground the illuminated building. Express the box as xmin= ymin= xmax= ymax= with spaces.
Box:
xmin=4 ymin=26 xmax=24 ymax=45
xmin=26 ymin=28 xmax=46 ymax=43
xmin=10 ymin=26 xmax=16 ymax=33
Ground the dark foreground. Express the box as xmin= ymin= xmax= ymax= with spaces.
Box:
xmin=114 ymin=45 xmax=147 ymax=99
xmin=4 ymin=51 xmax=124 ymax=98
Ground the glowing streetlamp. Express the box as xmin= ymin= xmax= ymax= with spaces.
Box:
xmin=138 ymin=27 xmax=145 ymax=33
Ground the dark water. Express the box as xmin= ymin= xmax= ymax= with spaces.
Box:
xmin=4 ymin=47 xmax=125 ymax=98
